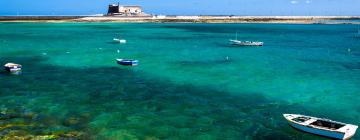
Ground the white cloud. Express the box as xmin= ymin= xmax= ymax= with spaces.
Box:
xmin=290 ymin=0 xmax=299 ymax=4
xmin=305 ymin=0 xmax=311 ymax=4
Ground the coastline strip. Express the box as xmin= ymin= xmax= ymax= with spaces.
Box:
xmin=1 ymin=16 xmax=360 ymax=24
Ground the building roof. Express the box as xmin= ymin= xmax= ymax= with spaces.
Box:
xmin=122 ymin=6 xmax=142 ymax=8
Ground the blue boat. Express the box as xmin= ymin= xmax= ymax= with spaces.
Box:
xmin=284 ymin=114 xmax=358 ymax=140
xmin=116 ymin=59 xmax=139 ymax=66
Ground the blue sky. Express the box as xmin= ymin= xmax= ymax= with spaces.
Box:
xmin=0 ymin=0 xmax=359 ymax=16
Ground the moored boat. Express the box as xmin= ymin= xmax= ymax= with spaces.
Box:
xmin=113 ymin=38 xmax=127 ymax=43
xmin=4 ymin=63 xmax=22 ymax=72
xmin=229 ymin=39 xmax=264 ymax=46
xmin=283 ymin=114 xmax=358 ymax=140
xmin=116 ymin=59 xmax=138 ymax=66
xmin=229 ymin=32 xmax=263 ymax=46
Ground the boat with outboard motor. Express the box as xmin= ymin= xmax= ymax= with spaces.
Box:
xmin=283 ymin=114 xmax=358 ymax=140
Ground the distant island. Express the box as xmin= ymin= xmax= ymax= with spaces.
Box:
xmin=1 ymin=15 xmax=360 ymax=24
xmin=0 ymin=3 xmax=359 ymax=24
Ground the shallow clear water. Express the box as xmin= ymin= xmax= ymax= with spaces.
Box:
xmin=0 ymin=22 xmax=360 ymax=139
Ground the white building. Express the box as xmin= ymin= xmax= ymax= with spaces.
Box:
xmin=107 ymin=4 xmax=145 ymax=16
xmin=119 ymin=6 xmax=142 ymax=15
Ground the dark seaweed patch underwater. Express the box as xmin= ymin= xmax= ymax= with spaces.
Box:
xmin=0 ymin=56 xmax=325 ymax=140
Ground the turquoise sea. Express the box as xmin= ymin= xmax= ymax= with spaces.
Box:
xmin=0 ymin=22 xmax=360 ymax=139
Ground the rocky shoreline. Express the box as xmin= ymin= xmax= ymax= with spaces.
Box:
xmin=0 ymin=16 xmax=360 ymax=24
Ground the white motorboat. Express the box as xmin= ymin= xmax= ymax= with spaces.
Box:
xmin=4 ymin=63 xmax=22 ymax=72
xmin=113 ymin=38 xmax=127 ymax=43
xmin=229 ymin=39 xmax=264 ymax=46
xmin=229 ymin=32 xmax=263 ymax=46
xmin=283 ymin=114 xmax=358 ymax=140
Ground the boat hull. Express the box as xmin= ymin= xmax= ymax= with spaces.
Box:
xmin=229 ymin=40 xmax=263 ymax=46
xmin=231 ymin=43 xmax=263 ymax=46
xmin=4 ymin=67 xmax=21 ymax=72
xmin=116 ymin=59 xmax=138 ymax=66
xmin=117 ymin=62 xmax=138 ymax=66
xmin=288 ymin=121 xmax=345 ymax=139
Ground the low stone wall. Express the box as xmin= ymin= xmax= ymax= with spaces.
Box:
xmin=0 ymin=16 xmax=86 ymax=21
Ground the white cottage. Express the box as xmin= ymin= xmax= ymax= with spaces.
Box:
xmin=107 ymin=3 xmax=144 ymax=16
xmin=119 ymin=6 xmax=142 ymax=15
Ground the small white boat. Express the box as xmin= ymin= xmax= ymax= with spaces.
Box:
xmin=284 ymin=114 xmax=358 ymax=140
xmin=229 ymin=39 xmax=264 ymax=46
xmin=229 ymin=32 xmax=263 ymax=46
xmin=116 ymin=59 xmax=138 ymax=66
xmin=113 ymin=38 xmax=126 ymax=44
xmin=4 ymin=63 xmax=22 ymax=72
